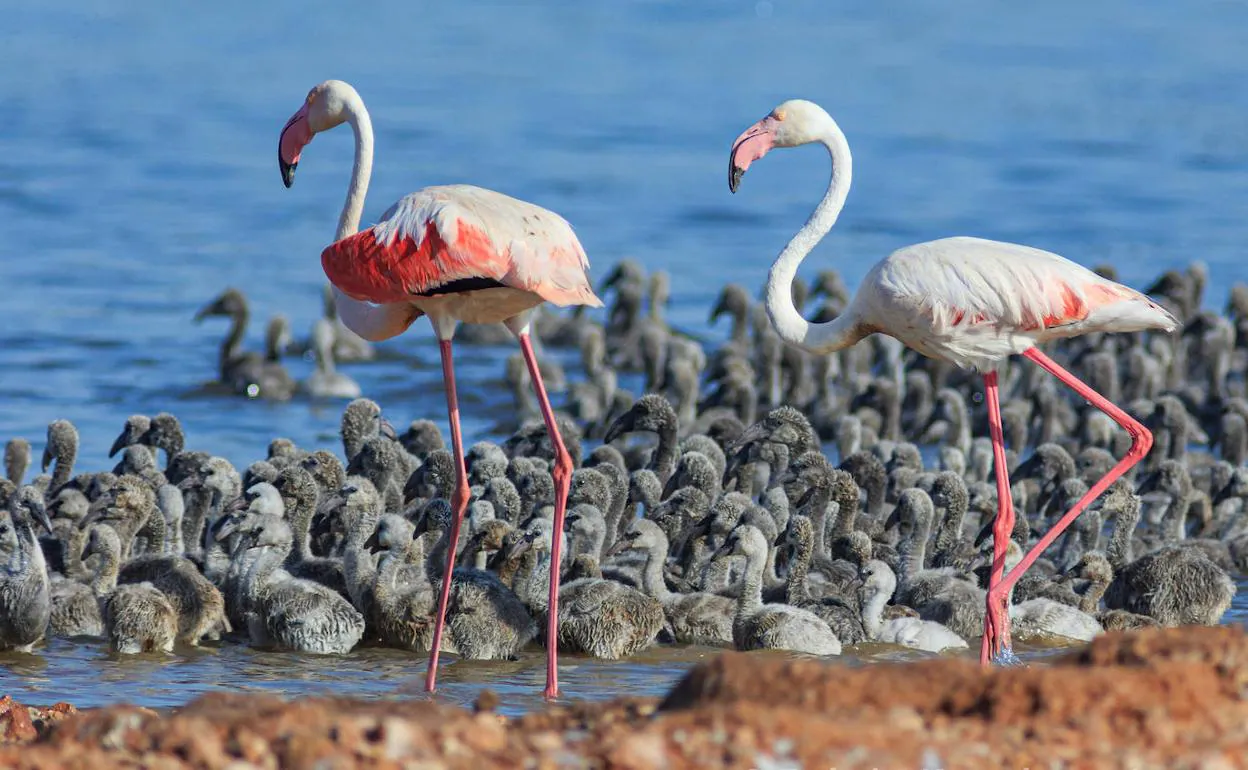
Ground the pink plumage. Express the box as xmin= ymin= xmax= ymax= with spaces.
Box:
xmin=323 ymin=185 xmax=602 ymax=317
xmin=849 ymin=236 xmax=1177 ymax=371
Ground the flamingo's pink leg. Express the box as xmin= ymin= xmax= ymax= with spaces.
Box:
xmin=981 ymin=369 xmax=1017 ymax=665
xmin=425 ymin=338 xmax=472 ymax=694
xmin=517 ymin=331 xmax=573 ymax=700
xmin=983 ymin=347 xmax=1154 ymax=661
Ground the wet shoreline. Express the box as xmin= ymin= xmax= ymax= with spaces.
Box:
xmin=2 ymin=633 xmax=1083 ymax=716
xmin=4 ymin=626 xmax=1247 ymax=768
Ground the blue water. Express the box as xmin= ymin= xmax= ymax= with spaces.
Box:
xmin=1 ymin=0 xmax=1247 ymax=710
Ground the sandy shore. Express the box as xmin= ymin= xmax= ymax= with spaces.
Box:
xmin=3 ymin=626 xmax=1248 ymax=768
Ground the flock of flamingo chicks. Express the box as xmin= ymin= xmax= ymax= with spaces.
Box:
xmin=0 ymin=80 xmax=1242 ymax=702
xmin=0 ymin=254 xmax=1240 ymax=695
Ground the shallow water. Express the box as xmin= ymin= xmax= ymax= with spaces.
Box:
xmin=2 ymin=1 xmax=1248 ymax=709
xmin=4 ymin=574 xmax=1248 ymax=714
xmin=0 ymin=633 xmax=1136 ymax=715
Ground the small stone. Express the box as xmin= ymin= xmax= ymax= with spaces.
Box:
xmin=608 ymin=733 xmax=668 ymax=770
xmin=886 ymin=707 xmax=926 ymax=733
xmin=771 ymin=737 xmax=795 ymax=755
xmin=528 ymin=730 xmax=564 ymax=753
xmin=0 ymin=697 xmax=36 ymax=744
xmin=378 ymin=717 xmax=417 ymax=760
xmin=37 ymin=702 xmax=77 ymax=729
xmin=1193 ymin=753 xmax=1237 ymax=770
xmin=463 ymin=714 xmax=506 ymax=753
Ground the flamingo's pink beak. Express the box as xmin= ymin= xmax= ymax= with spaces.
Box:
xmin=279 ymin=103 xmax=314 ymax=188
xmin=729 ymin=116 xmax=779 ymax=193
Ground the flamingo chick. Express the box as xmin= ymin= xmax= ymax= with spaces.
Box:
xmin=278 ymin=80 xmax=603 ymax=698
xmin=728 ymin=99 xmax=1177 ymax=665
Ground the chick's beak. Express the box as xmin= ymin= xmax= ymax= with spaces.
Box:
xmin=32 ymin=501 xmax=53 ymax=536
xmin=379 ymin=419 xmax=397 ymax=441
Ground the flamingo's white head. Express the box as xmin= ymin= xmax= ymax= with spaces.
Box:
xmin=278 ymin=80 xmax=363 ymax=188
xmin=728 ymin=99 xmax=836 ymax=193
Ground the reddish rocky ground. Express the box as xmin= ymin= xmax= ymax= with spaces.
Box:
xmin=4 ymin=626 xmax=1248 ymax=768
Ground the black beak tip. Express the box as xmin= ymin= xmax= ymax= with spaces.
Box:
xmin=729 ymin=166 xmax=744 ymax=194
xmin=602 ymin=423 xmax=625 ymax=445
xmin=505 ymin=538 xmax=533 ymax=560
xmin=727 ymin=435 xmax=754 ymax=454
xmin=973 ymin=520 xmax=995 ymax=548
xmin=280 ymin=161 xmax=297 ymax=189
xmin=379 ymin=419 xmax=397 ymax=441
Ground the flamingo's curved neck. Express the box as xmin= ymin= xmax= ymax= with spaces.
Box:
xmin=764 ymin=123 xmax=863 ymax=354
xmin=325 ymin=95 xmax=417 ymax=343
xmin=335 ymin=99 xmax=375 ymax=242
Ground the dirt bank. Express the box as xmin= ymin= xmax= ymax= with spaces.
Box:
xmin=4 ymin=626 xmax=1248 ymax=768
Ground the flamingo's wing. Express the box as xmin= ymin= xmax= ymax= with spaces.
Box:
xmin=872 ymin=237 xmax=1176 ymax=336
xmin=322 ymin=185 xmax=603 ymax=309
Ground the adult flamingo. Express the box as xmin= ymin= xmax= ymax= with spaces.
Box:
xmin=727 ymin=99 xmax=1176 ymax=664
xmin=278 ymin=80 xmax=602 ymax=698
